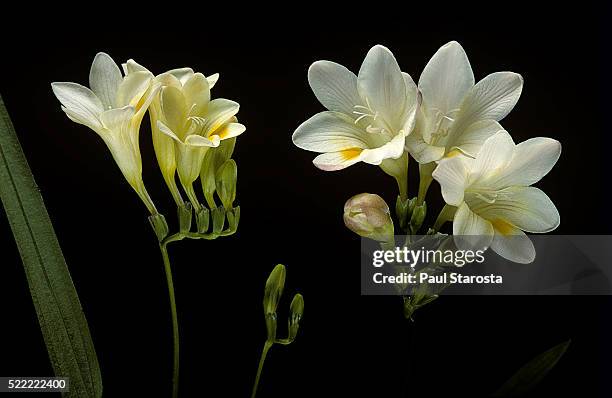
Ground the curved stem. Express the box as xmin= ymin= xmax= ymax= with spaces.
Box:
xmin=159 ymin=243 xmax=179 ymax=398
xmin=251 ymin=341 xmax=273 ymax=398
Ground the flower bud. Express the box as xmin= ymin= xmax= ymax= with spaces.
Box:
xmin=215 ymin=159 xmax=237 ymax=210
xmin=409 ymin=201 xmax=427 ymax=234
xmin=288 ymin=293 xmax=304 ymax=341
xmin=343 ymin=193 xmax=394 ymax=243
xmin=264 ymin=264 xmax=286 ymax=316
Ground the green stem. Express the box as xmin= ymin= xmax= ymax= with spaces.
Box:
xmin=251 ymin=341 xmax=273 ymax=398
xmin=159 ymin=243 xmax=180 ymax=398
xmin=433 ymin=204 xmax=456 ymax=232
xmin=417 ymin=162 xmax=436 ymax=205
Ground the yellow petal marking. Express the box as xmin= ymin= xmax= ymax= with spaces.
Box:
xmin=340 ymin=148 xmax=363 ymax=160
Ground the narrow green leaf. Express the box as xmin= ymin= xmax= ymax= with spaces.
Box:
xmin=0 ymin=94 xmax=102 ymax=397
xmin=493 ymin=339 xmax=571 ymax=397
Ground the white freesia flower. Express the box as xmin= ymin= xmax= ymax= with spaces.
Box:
xmin=432 ymin=131 xmax=561 ymax=263
xmin=122 ymin=60 xmax=220 ymax=206
xmin=51 ymin=52 xmax=160 ymax=214
xmin=292 ymin=45 xmax=419 ymax=174
xmin=407 ymin=41 xmax=523 ymax=164
xmin=154 ymin=79 xmax=245 ymax=211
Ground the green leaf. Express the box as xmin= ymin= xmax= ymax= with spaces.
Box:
xmin=0 ymin=94 xmax=102 ymax=397
xmin=493 ymin=339 xmax=571 ymax=397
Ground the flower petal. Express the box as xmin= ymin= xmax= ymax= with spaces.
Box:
xmin=160 ymin=86 xmax=187 ymax=135
xmin=312 ymin=149 xmax=364 ymax=171
xmin=185 ymin=134 xmax=219 ymax=147
xmin=89 ymin=52 xmax=123 ymax=109
xmin=166 ymin=67 xmax=194 ymax=84
xmin=157 ymin=120 xmax=182 ymax=143
xmin=418 ymin=41 xmax=474 ymax=115
xmin=475 ymin=186 xmax=560 ymax=233
xmin=100 ymin=106 xmax=135 ymax=131
xmin=357 ymin=45 xmax=406 ymax=130
xmin=452 ymin=72 xmax=523 ymax=134
xmin=405 ymin=129 xmax=446 ymax=164
xmin=122 ymin=59 xmax=149 ymax=75
xmin=116 ymin=71 xmax=152 ymax=108
xmin=213 ymin=122 xmax=246 ymax=140
xmin=453 ymin=202 xmax=494 ymax=243
xmin=183 ymin=72 xmax=210 ymax=116
xmin=308 ymin=60 xmax=362 ymax=115
xmin=207 ymin=73 xmax=219 ymax=88
xmin=51 ymin=82 xmax=104 ymax=130
xmin=292 ymin=111 xmax=369 ymax=152
xmin=360 ymin=131 xmax=406 ymax=165
xmin=470 ymin=131 xmax=515 ymax=185
xmin=490 ymin=224 xmax=536 ymax=264
xmin=432 ymin=156 xmax=469 ymax=206
xmin=201 ymin=99 xmax=240 ymax=136
xmin=447 ymin=119 xmax=503 ymax=157
xmin=495 ymin=137 xmax=562 ymax=187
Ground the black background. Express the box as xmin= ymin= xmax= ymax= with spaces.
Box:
xmin=0 ymin=8 xmax=610 ymax=397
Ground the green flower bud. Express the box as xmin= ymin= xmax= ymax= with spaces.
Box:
xmin=410 ymin=201 xmax=427 ymax=234
xmin=343 ymin=193 xmax=394 ymax=243
xmin=215 ymin=159 xmax=237 ymax=210
xmin=177 ymin=202 xmax=193 ymax=233
xmin=196 ymin=207 xmax=210 ymax=233
xmin=288 ymin=293 xmax=304 ymax=341
xmin=200 ymin=139 xmax=236 ymax=209
xmin=264 ymin=264 xmax=286 ymax=316
xmin=148 ymin=213 xmax=169 ymax=242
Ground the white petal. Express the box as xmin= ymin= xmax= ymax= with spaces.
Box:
xmin=357 ymin=45 xmax=406 ymax=130
xmin=122 ymin=59 xmax=149 ymax=75
xmin=183 ymin=73 xmax=210 ymax=116
xmin=207 ymin=73 xmax=220 ymax=88
xmin=308 ymin=60 xmax=362 ymax=115
xmin=447 ymin=119 xmax=502 ymax=157
xmin=405 ymin=129 xmax=446 ymax=164
xmin=476 ymin=186 xmax=560 ymax=233
xmin=495 ymin=137 xmax=561 ymax=187
xmin=89 ymin=52 xmax=122 ymax=109
xmin=157 ymin=120 xmax=182 ymax=143
xmin=52 ymin=82 xmax=103 ymax=130
xmin=470 ymin=131 xmax=515 ymax=185
xmin=452 ymin=72 xmax=523 ymax=133
xmin=432 ymin=156 xmax=469 ymax=206
xmin=490 ymin=224 xmax=536 ymax=264
xmin=360 ymin=131 xmax=406 ymax=165
xmin=453 ymin=202 xmax=494 ymax=239
xmin=292 ymin=111 xmax=369 ymax=152
xmin=200 ymin=99 xmax=240 ymax=136
xmin=100 ymin=106 xmax=135 ymax=130
xmin=312 ymin=149 xmax=364 ymax=171
xmin=418 ymin=41 xmax=474 ymax=115
xmin=185 ymin=134 xmax=219 ymax=147
xmin=167 ymin=67 xmax=194 ymax=84
xmin=116 ymin=71 xmax=152 ymax=108
xmin=160 ymin=86 xmax=187 ymax=134
xmin=212 ymin=122 xmax=246 ymax=140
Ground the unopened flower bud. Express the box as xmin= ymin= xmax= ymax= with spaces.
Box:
xmin=343 ymin=193 xmax=394 ymax=243
xmin=215 ymin=159 xmax=237 ymax=210
xmin=264 ymin=264 xmax=286 ymax=316
xmin=288 ymin=293 xmax=304 ymax=341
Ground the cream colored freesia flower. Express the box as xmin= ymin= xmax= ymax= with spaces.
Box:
xmin=432 ymin=131 xmax=561 ymax=263
xmin=292 ymin=45 xmax=419 ymax=173
xmin=122 ymin=60 xmax=219 ymax=206
xmin=407 ymin=41 xmax=523 ymax=164
xmin=154 ymin=79 xmax=245 ymax=211
xmin=51 ymin=52 xmax=159 ymax=214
